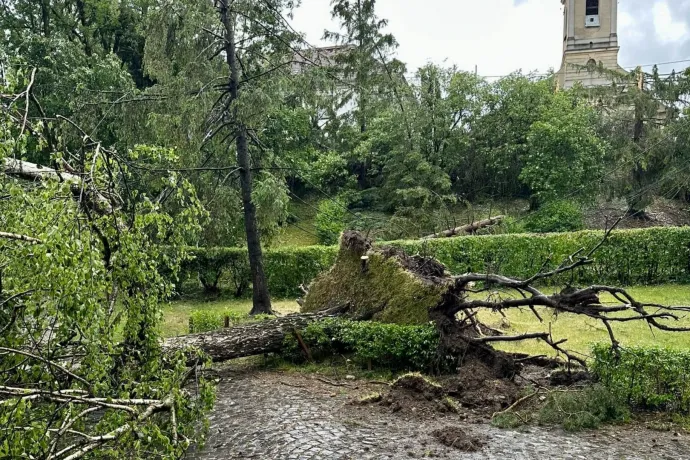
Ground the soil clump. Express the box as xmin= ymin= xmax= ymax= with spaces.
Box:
xmin=431 ymin=426 xmax=487 ymax=452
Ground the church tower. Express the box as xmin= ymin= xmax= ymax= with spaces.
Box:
xmin=558 ymin=0 xmax=624 ymax=89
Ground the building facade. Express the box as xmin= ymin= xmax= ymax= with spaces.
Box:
xmin=558 ymin=0 xmax=625 ymax=89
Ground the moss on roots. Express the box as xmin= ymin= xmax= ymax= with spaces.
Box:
xmin=302 ymin=232 xmax=450 ymax=325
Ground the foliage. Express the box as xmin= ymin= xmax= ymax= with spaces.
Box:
xmin=592 ymin=345 xmax=690 ymax=413
xmin=537 ymin=385 xmax=630 ymax=431
xmin=521 ymin=92 xmax=607 ymax=204
xmin=281 ymin=319 xmax=447 ymax=372
xmin=0 ymin=78 xmax=213 ymax=458
xmin=524 ymin=200 xmax=585 ymax=233
xmin=188 ymin=310 xmax=272 ymax=334
xmin=391 ymin=226 xmax=690 ymax=287
xmin=314 ymin=198 xmax=348 ymax=245
xmin=181 ymin=245 xmax=338 ymax=299
xmin=493 ymin=385 xmax=630 ymax=432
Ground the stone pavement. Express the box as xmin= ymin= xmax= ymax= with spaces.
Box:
xmin=187 ymin=370 xmax=690 ymax=460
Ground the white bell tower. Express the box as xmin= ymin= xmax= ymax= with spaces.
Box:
xmin=558 ymin=0 xmax=625 ymax=89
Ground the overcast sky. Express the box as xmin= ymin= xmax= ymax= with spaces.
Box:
xmin=290 ymin=0 xmax=690 ymax=77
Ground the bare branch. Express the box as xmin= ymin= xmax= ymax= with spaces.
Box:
xmin=0 ymin=232 xmax=42 ymax=244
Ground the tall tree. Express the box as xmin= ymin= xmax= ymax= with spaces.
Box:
xmin=325 ymin=0 xmax=403 ymax=188
xmin=207 ymin=0 xmax=301 ymax=314
xmin=585 ymin=66 xmax=680 ymax=215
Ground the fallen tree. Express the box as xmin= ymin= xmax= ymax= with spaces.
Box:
xmin=423 ymin=216 xmax=505 ymax=239
xmin=3 ymin=158 xmax=116 ymax=215
xmin=302 ymin=226 xmax=690 ymax=376
xmin=166 ymin=226 xmax=690 ymax=378
xmin=163 ymin=305 xmax=349 ymax=364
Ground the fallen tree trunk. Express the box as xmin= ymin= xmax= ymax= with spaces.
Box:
xmin=3 ymin=158 xmax=115 ymax=215
xmin=163 ymin=305 xmax=349 ymax=364
xmin=423 ymin=216 xmax=505 ymax=239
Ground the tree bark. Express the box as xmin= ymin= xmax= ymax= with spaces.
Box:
xmin=41 ymin=0 xmax=50 ymax=37
xmin=220 ymin=1 xmax=272 ymax=315
xmin=423 ymin=216 xmax=505 ymax=239
xmin=162 ymin=306 xmax=349 ymax=364
xmin=3 ymin=158 xmax=115 ymax=214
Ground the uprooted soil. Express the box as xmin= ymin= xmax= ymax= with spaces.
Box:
xmin=377 ymin=372 xmax=452 ymax=418
xmin=431 ymin=427 xmax=487 ymax=452
xmin=364 ymin=361 xmax=522 ymax=421
xmin=380 ymin=246 xmax=448 ymax=280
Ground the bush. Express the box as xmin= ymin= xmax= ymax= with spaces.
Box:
xmin=592 ymin=345 xmax=690 ymax=413
xmin=537 ymin=385 xmax=630 ymax=431
xmin=282 ymin=319 xmax=449 ymax=372
xmin=314 ymin=199 xmax=348 ymax=245
xmin=189 ymin=310 xmax=272 ymax=333
xmin=524 ymin=200 xmax=584 ymax=233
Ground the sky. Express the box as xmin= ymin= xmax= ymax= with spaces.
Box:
xmin=290 ymin=0 xmax=690 ymax=78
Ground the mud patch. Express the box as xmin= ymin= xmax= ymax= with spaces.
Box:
xmin=376 ymin=373 xmax=451 ymax=418
xmin=441 ymin=361 xmax=520 ymax=411
xmin=432 ymin=426 xmax=486 ymax=452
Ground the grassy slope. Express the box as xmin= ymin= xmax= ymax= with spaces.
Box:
xmin=276 ymin=195 xmax=690 ymax=248
xmin=275 ymin=197 xmax=528 ymax=247
xmin=163 ymin=285 xmax=690 ymax=358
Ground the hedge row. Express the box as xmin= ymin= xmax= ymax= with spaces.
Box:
xmin=180 ymin=245 xmax=337 ymax=299
xmin=281 ymin=318 xmax=446 ymax=372
xmin=592 ymin=345 xmax=690 ymax=413
xmin=179 ymin=227 xmax=690 ymax=298
xmin=389 ymin=227 xmax=690 ymax=287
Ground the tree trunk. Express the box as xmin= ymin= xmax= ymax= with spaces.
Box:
xmin=423 ymin=216 xmax=505 ymax=239
xmin=41 ymin=0 xmax=50 ymax=37
xmin=629 ymin=79 xmax=649 ymax=216
xmin=163 ymin=306 xmax=349 ymax=364
xmin=220 ymin=2 xmax=272 ymax=315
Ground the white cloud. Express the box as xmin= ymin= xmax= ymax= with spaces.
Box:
xmin=652 ymin=1 xmax=688 ymax=44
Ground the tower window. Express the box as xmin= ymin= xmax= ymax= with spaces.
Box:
xmin=586 ymin=0 xmax=599 ymax=16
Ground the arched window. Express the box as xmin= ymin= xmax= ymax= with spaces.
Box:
xmin=586 ymin=0 xmax=599 ymax=16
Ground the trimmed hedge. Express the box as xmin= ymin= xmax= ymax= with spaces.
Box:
xmin=179 ymin=227 xmax=690 ymax=298
xmin=592 ymin=345 xmax=690 ymax=413
xmin=180 ymin=245 xmax=338 ymax=299
xmin=390 ymin=227 xmax=690 ymax=287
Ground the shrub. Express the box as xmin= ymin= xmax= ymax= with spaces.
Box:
xmin=493 ymin=216 xmax=527 ymax=235
xmin=537 ymin=385 xmax=630 ymax=431
xmin=592 ymin=345 xmax=690 ymax=413
xmin=180 ymin=245 xmax=338 ymax=299
xmin=524 ymin=200 xmax=584 ymax=233
xmin=314 ymin=199 xmax=348 ymax=245
xmin=282 ymin=319 xmax=448 ymax=372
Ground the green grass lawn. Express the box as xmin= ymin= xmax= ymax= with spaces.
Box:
xmin=162 ymin=298 xmax=301 ymax=337
xmin=163 ymin=285 xmax=690 ymax=359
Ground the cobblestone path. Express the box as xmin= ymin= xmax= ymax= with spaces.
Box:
xmin=187 ymin=370 xmax=690 ymax=460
